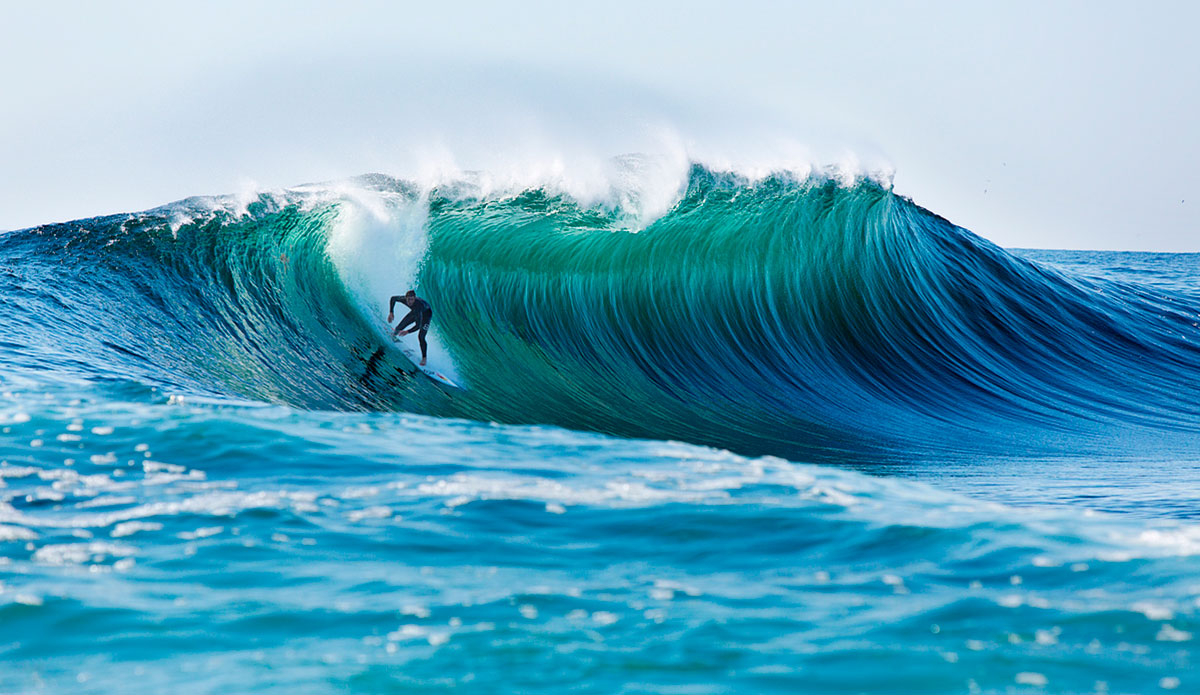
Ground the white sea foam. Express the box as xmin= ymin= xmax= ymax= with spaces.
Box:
xmin=1156 ymin=625 xmax=1192 ymax=642
xmin=33 ymin=541 xmax=135 ymax=566
xmin=110 ymin=521 xmax=163 ymax=538
xmin=346 ymin=506 xmax=392 ymax=522
xmin=0 ymin=524 xmax=37 ymax=541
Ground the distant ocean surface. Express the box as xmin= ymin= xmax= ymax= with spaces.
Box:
xmin=2 ymin=164 xmax=1199 ymax=693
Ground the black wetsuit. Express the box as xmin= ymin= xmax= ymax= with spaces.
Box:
xmin=391 ymin=296 xmax=433 ymax=360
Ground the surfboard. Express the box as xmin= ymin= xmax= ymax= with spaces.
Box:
xmin=391 ymin=336 xmax=463 ymax=389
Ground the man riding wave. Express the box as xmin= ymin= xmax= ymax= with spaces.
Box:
xmin=388 ymin=290 xmax=432 ymax=366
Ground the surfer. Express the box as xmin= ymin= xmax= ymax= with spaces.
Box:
xmin=388 ymin=290 xmax=433 ymax=366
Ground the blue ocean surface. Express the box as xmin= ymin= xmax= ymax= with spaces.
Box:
xmin=2 ymin=164 xmax=1199 ymax=693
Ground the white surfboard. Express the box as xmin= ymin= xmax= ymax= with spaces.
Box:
xmin=390 ymin=336 xmax=463 ymax=389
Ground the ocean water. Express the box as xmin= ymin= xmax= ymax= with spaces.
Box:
xmin=2 ymin=164 xmax=1199 ymax=693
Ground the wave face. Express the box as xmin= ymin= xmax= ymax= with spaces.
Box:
xmin=6 ymin=166 xmax=1200 ymax=458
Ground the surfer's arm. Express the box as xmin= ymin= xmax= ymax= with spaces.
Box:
xmin=387 ymin=295 xmax=404 ymax=321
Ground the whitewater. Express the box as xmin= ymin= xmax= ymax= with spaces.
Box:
xmin=2 ymin=160 xmax=1199 ymax=693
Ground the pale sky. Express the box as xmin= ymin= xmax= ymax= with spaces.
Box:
xmin=3 ymin=1 xmax=1198 ymax=250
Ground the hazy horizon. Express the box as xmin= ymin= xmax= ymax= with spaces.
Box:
xmin=3 ymin=1 xmax=1198 ymax=251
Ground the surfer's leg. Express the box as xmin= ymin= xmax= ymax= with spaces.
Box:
xmin=395 ymin=314 xmax=415 ymax=334
xmin=417 ymin=323 xmax=429 ymax=363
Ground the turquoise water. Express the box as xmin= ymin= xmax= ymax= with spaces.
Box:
xmin=2 ymin=165 xmax=1199 ymax=693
